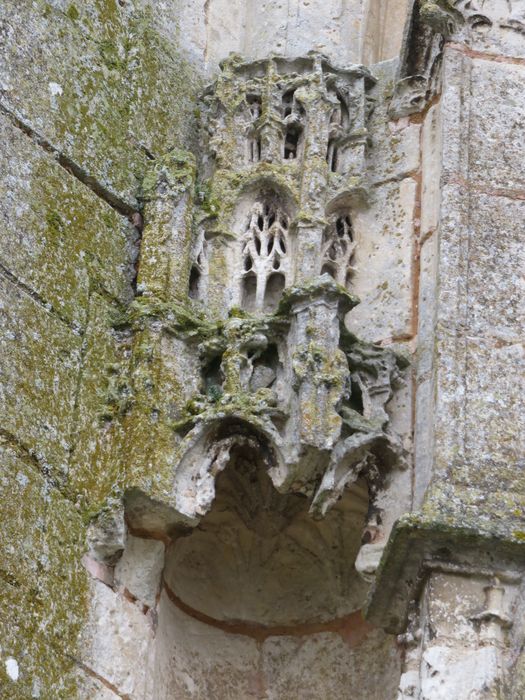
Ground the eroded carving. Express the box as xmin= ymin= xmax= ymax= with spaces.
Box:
xmin=128 ymin=56 xmax=409 ymax=625
xmin=188 ymin=228 xmax=208 ymax=301
xmin=321 ymin=214 xmax=356 ymax=286
xmin=419 ymin=0 xmax=491 ymax=37
xmin=241 ymin=200 xmax=290 ymax=312
xmin=390 ymin=0 xmax=525 ymax=118
xmin=390 ymin=6 xmax=444 ymax=118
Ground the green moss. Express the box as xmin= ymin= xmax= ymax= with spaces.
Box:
xmin=98 ymin=39 xmax=127 ymax=71
xmin=66 ymin=3 xmax=79 ymax=21
xmin=45 ymin=209 xmax=66 ymax=241
xmin=141 ymin=149 xmax=196 ymax=201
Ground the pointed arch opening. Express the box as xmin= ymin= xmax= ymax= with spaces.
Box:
xmin=235 ymin=186 xmax=295 ymax=313
xmin=321 ymin=213 xmax=356 ymax=288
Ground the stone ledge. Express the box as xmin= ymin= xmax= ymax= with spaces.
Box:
xmin=365 ymin=512 xmax=525 ymax=633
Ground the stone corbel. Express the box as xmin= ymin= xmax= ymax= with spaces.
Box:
xmin=389 ymin=0 xmax=494 ymax=119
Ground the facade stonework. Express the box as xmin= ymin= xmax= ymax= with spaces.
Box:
xmin=0 ymin=1 xmax=523 ymax=698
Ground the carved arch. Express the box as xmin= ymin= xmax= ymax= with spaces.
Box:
xmin=171 ymin=416 xmax=286 ymax=524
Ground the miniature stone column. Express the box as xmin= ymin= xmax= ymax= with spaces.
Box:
xmin=137 ymin=150 xmax=196 ymax=302
xmin=398 ymin=572 xmax=517 ymax=700
xmin=288 ymin=282 xmax=356 ymax=451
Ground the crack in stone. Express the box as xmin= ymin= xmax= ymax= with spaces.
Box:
xmin=0 ymin=100 xmax=138 ymax=218
xmin=0 ymin=427 xmax=59 ymax=485
xmin=0 ymin=261 xmax=79 ymax=331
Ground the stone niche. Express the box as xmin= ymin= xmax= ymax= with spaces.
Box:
xmin=81 ymin=51 xmax=416 ymax=699
xmin=83 ymin=451 xmax=402 ymax=699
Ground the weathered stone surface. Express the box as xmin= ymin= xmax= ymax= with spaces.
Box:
xmin=80 ymin=579 xmax=152 ymax=698
xmin=413 ymin=377 xmax=435 ymax=508
xmin=416 ymin=231 xmax=439 ymax=381
xmin=463 ymin=194 xmax=524 ymax=337
xmin=427 ymin=187 xmax=524 ymax=508
xmin=114 ymin=535 xmax=164 ymax=607
xmin=469 ymin=58 xmax=525 ymax=192
xmin=147 ymin=594 xmax=260 ymax=700
xmin=0 ymin=275 xmax=81 ymax=477
xmin=362 ymin=0 xmax=412 ymax=64
xmin=348 ymin=178 xmax=416 ymax=342
xmin=0 ymin=0 xmax=200 ymax=206
xmin=68 ymin=293 xmax=130 ymax=508
xmin=367 ymin=60 xmax=421 ymax=185
xmin=0 ymin=445 xmax=87 ymax=699
xmin=75 ymin=671 xmax=120 ymax=700
xmin=0 ymin=114 xmax=136 ymax=329
xmin=2 ymin=0 xmax=524 ymax=697
xmin=261 ymin=628 xmax=401 ymax=699
xmin=421 ymin=104 xmax=442 ymax=236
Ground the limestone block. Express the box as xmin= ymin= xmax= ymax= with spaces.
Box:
xmin=469 ymin=59 xmax=525 ymax=192
xmin=442 ymin=50 xmax=525 ymax=193
xmin=421 ymin=645 xmax=501 ymax=700
xmin=197 ymin=0 xmax=245 ymax=68
xmin=427 ymin=573 xmax=485 ymax=644
xmin=0 ymin=0 xmax=199 ymax=206
xmin=367 ymin=61 xmax=421 ymax=185
xmin=0 ymin=276 xmax=81 ymax=476
xmin=0 ymin=446 xmax=47 ymax=592
xmin=68 ymin=294 xmax=129 ymax=505
xmin=0 ymin=115 xmax=136 ymax=329
xmin=147 ymin=0 xmax=411 ymax=72
xmin=114 ymin=536 xmax=164 ymax=608
xmin=81 ymin=579 xmax=153 ymax=698
xmin=261 ymin=628 xmax=401 ymax=699
xmin=440 ymin=50 xmax=472 ymax=185
xmin=0 ymin=580 xmax=80 ymax=700
xmin=461 ymin=193 xmax=524 ymax=339
xmin=0 ymin=446 xmax=87 ymax=699
xmin=417 ymin=231 xmax=439 ymax=380
xmin=39 ymin=487 xmax=88 ymax=646
xmin=430 ymin=323 xmax=468 ymax=481
xmin=463 ymin=336 xmax=524 ymax=482
xmin=414 ymin=377 xmax=435 ymax=508
xmin=0 ymin=0 xmax=142 ymax=205
xmin=127 ymin=12 xmax=201 ymax=165
xmin=422 ymin=188 xmax=524 ymax=525
xmin=146 ymin=594 xmax=260 ymax=700
xmin=347 ymin=178 xmax=416 ymax=342
xmin=421 ymin=104 xmax=442 ymax=236
xmin=362 ymin=0 xmax=411 ymax=64
xmin=241 ymin=0 xmax=364 ymax=66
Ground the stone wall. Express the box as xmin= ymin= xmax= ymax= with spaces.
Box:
xmin=1 ymin=1 xmax=524 ymax=699
xmin=0 ymin=1 xmax=200 ymax=696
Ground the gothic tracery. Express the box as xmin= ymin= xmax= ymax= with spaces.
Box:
xmin=240 ymin=200 xmax=290 ymax=312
